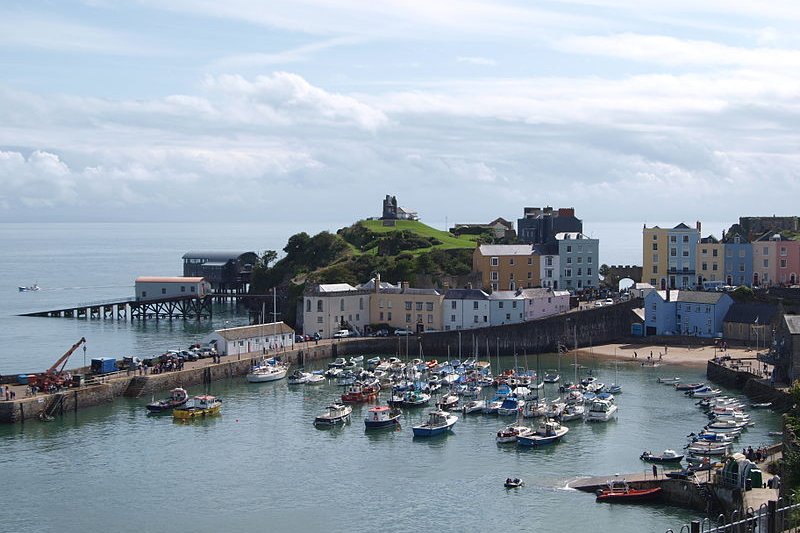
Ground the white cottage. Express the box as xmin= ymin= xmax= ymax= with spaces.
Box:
xmin=442 ymin=288 xmax=491 ymax=331
xmin=205 ymin=322 xmax=295 ymax=356
xmin=487 ymin=291 xmax=525 ymax=326
xmin=519 ymin=288 xmax=571 ymax=321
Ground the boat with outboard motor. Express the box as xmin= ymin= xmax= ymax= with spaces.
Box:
xmin=640 ymin=449 xmax=684 ymax=463
xmin=496 ymin=423 xmax=533 ymax=444
xmin=517 ymin=419 xmax=569 ymax=446
xmin=595 ymin=480 xmax=662 ymax=503
xmin=146 ymin=387 xmax=188 ymax=413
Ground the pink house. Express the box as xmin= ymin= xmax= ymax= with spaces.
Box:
xmin=778 ymin=239 xmax=800 ymax=285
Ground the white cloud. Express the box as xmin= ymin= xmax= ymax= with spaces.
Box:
xmin=456 ymin=56 xmax=496 ymax=66
xmin=556 ymin=33 xmax=800 ymax=69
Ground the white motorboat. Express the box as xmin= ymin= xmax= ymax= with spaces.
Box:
xmin=585 ymin=399 xmax=617 ymax=422
xmin=496 ymin=423 xmax=534 ymax=444
xmin=522 ymin=399 xmax=547 ymax=418
xmin=559 ymin=403 xmax=585 ymax=421
xmin=545 ymin=401 xmax=566 ymax=419
xmin=461 ymin=399 xmax=486 ymax=414
xmin=412 ymin=410 xmax=458 ymax=437
xmin=306 ymin=373 xmax=326 ymax=385
xmin=685 ymin=442 xmax=730 ymax=456
xmin=314 ymin=402 xmax=352 ymax=426
xmin=657 ymin=377 xmax=681 ymax=384
xmin=328 ymin=357 xmax=347 ymax=368
xmin=482 ymin=397 xmax=504 ymax=415
xmin=287 ymin=370 xmax=311 ymax=385
xmin=246 ymin=359 xmax=289 ymax=383
xmin=543 ymin=371 xmax=560 ymax=383
xmin=517 ymin=419 xmax=569 ymax=446
xmin=18 ymin=284 xmax=40 ymax=292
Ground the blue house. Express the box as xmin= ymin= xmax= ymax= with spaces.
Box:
xmin=644 ymin=290 xmax=734 ymax=338
xmin=723 ymin=234 xmax=753 ymax=287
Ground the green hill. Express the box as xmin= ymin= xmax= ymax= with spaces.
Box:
xmin=343 ymin=219 xmax=479 ymax=256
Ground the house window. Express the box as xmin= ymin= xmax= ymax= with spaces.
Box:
xmin=356 ymin=313 xmax=360 ymax=321
xmin=405 ymin=301 xmax=412 ymax=310
xmin=387 ymin=312 xmax=392 ymax=320
xmin=191 ymin=286 xmax=195 ymax=292
xmin=527 ymin=257 xmax=532 ymax=265
xmin=491 ymin=257 xmax=499 ymax=266
xmin=702 ymin=262 xmax=708 ymax=271
xmin=587 ymin=268 xmax=592 ymax=275
xmin=305 ymin=299 xmax=311 ymax=312
xmin=340 ymin=299 xmax=345 ymax=311
xmin=426 ymin=302 xmax=433 ymax=311
xmin=317 ymin=300 xmax=323 ymax=312
xmin=587 ymin=257 xmax=592 ymax=263
xmin=546 ymin=257 xmax=553 ymax=266
xmin=712 ymin=264 xmax=718 ymax=271
xmin=652 ymin=265 xmax=658 ymax=274
xmin=473 ymin=301 xmax=479 ymax=310
xmin=490 ymin=271 xmax=498 ymax=281
xmin=577 ymin=268 xmax=582 ymax=276
xmin=141 ymin=291 xmax=147 ymax=298
xmin=359 ymin=298 xmax=364 ymax=310
xmin=491 ymin=283 xmax=498 ymax=291
xmin=781 ymin=259 xmax=787 ymax=268
xmin=527 ymin=272 xmax=532 ymax=279
xmin=683 ymin=235 xmax=689 ymax=243
xmin=451 ymin=315 xmax=456 ymax=322
xmin=509 ymin=258 xmax=515 ymax=266
xmin=566 ymin=257 xmax=572 ymax=264
xmin=509 ymin=273 xmax=514 ymax=280
xmin=506 ymin=313 xmax=511 ymax=320
xmin=451 ymin=300 xmax=457 ymax=309
xmin=712 ymin=249 xmax=718 ymax=257
xmin=577 ymin=257 xmax=582 ymax=263
xmin=670 ymin=236 xmax=677 ymax=243
xmin=670 ymin=248 xmax=677 ymax=257
xmin=499 ymin=301 xmax=504 ymax=309
xmin=405 ymin=314 xmax=411 ymax=323
xmin=512 ymin=301 xmax=517 ymax=308
xmin=739 ymin=250 xmax=746 ymax=258
xmin=564 ymin=268 xmax=572 ymax=277
xmin=566 ymin=245 xmax=572 ymax=253
xmin=181 ymin=286 xmax=186 ymax=292
xmin=701 ymin=248 xmax=707 ymax=256
xmin=161 ymin=288 xmax=167 ymax=294
xmin=416 ymin=302 xmax=423 ymax=311
xmin=763 ymin=259 xmax=769 ymax=268
xmin=427 ymin=314 xmax=433 ymax=323
xmin=473 ymin=315 xmax=479 ymax=323
xmin=317 ymin=316 xmax=323 ymax=323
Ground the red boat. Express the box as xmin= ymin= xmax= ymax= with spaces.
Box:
xmin=595 ymin=480 xmax=662 ymax=503
xmin=341 ymin=383 xmax=379 ymax=403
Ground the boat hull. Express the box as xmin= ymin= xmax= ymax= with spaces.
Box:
xmin=172 ymin=405 xmax=220 ymax=419
xmin=364 ymin=418 xmax=400 ymax=429
xmin=596 ymin=487 xmax=662 ymax=503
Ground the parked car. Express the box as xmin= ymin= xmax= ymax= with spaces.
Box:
xmin=604 ymin=298 xmax=614 ymax=306
xmin=295 ymin=335 xmax=305 ymax=343
xmin=369 ymin=329 xmax=389 ymax=337
xmin=394 ymin=328 xmax=413 ymax=336
xmin=180 ymin=349 xmax=199 ymax=361
xmin=332 ymin=329 xmax=351 ymax=338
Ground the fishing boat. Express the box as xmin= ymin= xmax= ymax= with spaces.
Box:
xmin=517 ymin=419 xmax=569 ymax=446
xmin=595 ymin=480 xmax=662 ymax=503
xmin=461 ymin=399 xmax=486 ymax=414
xmin=585 ymin=399 xmax=617 ymax=422
xmin=364 ymin=405 xmax=401 ymax=429
xmin=314 ymin=402 xmax=352 ymax=426
xmin=341 ymin=383 xmax=380 ymax=403
xmin=246 ymin=359 xmax=289 ymax=383
xmin=640 ymin=449 xmax=684 ymax=463
xmin=18 ymin=284 xmax=40 ymax=292
xmin=496 ymin=423 xmax=533 ymax=444
xmin=146 ymin=387 xmax=188 ymax=412
xmin=172 ymin=395 xmax=221 ymax=419
xmin=685 ymin=442 xmax=731 ymax=456
xmin=412 ymin=410 xmax=458 ymax=437
xmin=751 ymin=402 xmax=773 ymax=409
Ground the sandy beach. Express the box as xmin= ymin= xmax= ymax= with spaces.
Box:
xmin=573 ymin=342 xmax=766 ymax=371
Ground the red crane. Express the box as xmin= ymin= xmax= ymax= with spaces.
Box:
xmin=29 ymin=337 xmax=86 ymax=390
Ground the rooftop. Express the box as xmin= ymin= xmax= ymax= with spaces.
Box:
xmin=135 ymin=276 xmax=205 ymax=283
xmin=214 ymin=322 xmax=294 ymax=340
xmin=477 ymin=244 xmax=534 ymax=256
xmin=443 ymin=289 xmax=490 ymax=300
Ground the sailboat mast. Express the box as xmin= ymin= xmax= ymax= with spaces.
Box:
xmin=573 ymin=322 xmax=578 ymax=383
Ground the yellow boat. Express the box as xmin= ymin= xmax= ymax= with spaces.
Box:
xmin=172 ymin=395 xmax=222 ymax=420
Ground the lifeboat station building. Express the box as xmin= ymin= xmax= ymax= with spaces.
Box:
xmin=205 ymin=322 xmax=295 ymax=356
xmin=134 ymin=277 xmax=211 ymax=302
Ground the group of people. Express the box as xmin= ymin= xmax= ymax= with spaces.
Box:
xmin=148 ymin=359 xmax=184 ymax=374
xmin=743 ymin=445 xmax=769 ymax=463
xmin=0 ymin=384 xmax=16 ymax=401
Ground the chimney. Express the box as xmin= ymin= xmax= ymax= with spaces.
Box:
xmin=374 ymin=273 xmax=381 ymax=293
xmin=401 ymin=281 xmax=409 ymax=290
xmin=696 ymin=221 xmax=702 ymax=234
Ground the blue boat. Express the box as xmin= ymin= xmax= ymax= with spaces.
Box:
xmin=412 ymin=410 xmax=458 ymax=437
xmin=497 ymin=396 xmax=524 ymax=416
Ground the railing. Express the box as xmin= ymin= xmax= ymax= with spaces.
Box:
xmin=666 ymin=499 xmax=800 ymax=532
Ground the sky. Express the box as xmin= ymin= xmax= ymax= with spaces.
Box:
xmin=1 ymin=1 xmax=799 ymax=231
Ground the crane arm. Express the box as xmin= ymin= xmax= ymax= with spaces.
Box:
xmin=46 ymin=337 xmax=86 ymax=376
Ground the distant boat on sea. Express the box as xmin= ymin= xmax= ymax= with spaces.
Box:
xmin=18 ymin=284 xmax=40 ymax=292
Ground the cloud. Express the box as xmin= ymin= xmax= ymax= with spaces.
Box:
xmin=456 ymin=56 xmax=496 ymax=66
xmin=555 ymin=33 xmax=800 ymax=69
xmin=212 ymin=36 xmax=361 ymax=69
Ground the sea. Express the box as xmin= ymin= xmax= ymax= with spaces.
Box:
xmin=0 ymin=221 xmax=768 ymax=533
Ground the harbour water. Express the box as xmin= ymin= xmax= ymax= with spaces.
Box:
xmin=0 ymin=222 xmax=779 ymax=532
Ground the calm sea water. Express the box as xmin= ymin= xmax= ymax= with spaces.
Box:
xmin=0 ymin=222 xmax=772 ymax=533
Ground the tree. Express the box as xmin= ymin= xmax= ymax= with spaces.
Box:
xmin=259 ymin=250 xmax=278 ymax=268
xmin=284 ymin=232 xmax=312 ymax=262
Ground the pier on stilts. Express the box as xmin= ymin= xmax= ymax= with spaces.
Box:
xmin=20 ymin=295 xmax=213 ymax=321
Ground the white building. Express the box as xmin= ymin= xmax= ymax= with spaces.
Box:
xmin=487 ymin=291 xmax=525 ymax=326
xmin=539 ymin=253 xmax=561 ymax=289
xmin=205 ymin=322 xmax=294 ymax=356
xmin=302 ymin=283 xmax=371 ymax=339
xmin=134 ymin=276 xmax=211 ymax=302
xmin=442 ymin=288 xmax=490 ymax=331
xmin=519 ymin=288 xmax=571 ymax=321
xmin=556 ymin=232 xmax=599 ymax=292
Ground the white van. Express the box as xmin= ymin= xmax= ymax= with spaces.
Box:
xmin=332 ymin=329 xmax=350 ymax=338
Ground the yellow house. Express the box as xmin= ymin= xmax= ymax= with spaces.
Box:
xmin=473 ymin=244 xmax=540 ymax=291
xmin=369 ymin=281 xmax=443 ymax=332
xmin=696 ymin=236 xmax=724 ymax=285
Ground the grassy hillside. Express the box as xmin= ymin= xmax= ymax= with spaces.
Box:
xmin=355 ymin=219 xmax=479 ymax=254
